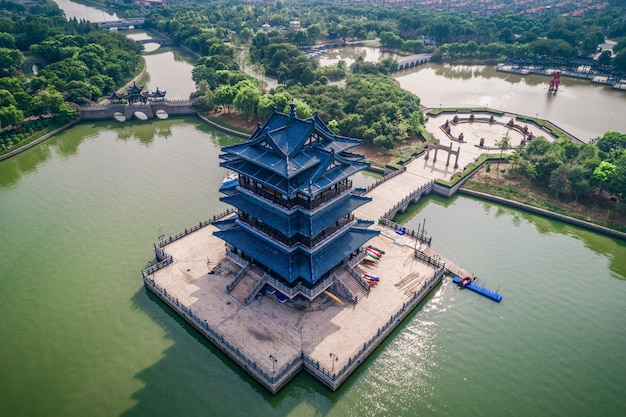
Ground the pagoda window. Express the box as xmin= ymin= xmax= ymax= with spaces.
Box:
xmin=259 ymin=140 xmax=273 ymax=149
xmin=261 ymin=185 xmax=275 ymax=195
xmin=305 ymin=132 xmax=324 ymax=146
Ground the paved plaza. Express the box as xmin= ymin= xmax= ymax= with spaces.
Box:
xmin=148 ymin=222 xmax=440 ymax=391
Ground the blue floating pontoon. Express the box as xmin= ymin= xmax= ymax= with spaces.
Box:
xmin=453 ymin=276 xmax=503 ymax=303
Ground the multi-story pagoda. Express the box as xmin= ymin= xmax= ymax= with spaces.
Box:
xmin=215 ymin=105 xmax=378 ymax=299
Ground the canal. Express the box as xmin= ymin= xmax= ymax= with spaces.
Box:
xmin=0 ymin=2 xmax=624 ymax=416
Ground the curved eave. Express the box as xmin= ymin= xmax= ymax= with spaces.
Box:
xmin=213 ymin=226 xmax=379 ymax=284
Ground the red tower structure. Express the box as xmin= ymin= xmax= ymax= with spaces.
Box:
xmin=548 ymin=71 xmax=561 ymax=93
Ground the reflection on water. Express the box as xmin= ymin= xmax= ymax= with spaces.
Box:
xmin=317 ymin=46 xmax=401 ymax=68
xmin=0 ymin=118 xmax=225 ymax=189
xmin=53 ymin=0 xmax=118 ymax=21
xmin=396 ymin=63 xmax=626 ymax=141
xmin=400 ymin=194 xmax=626 ymax=280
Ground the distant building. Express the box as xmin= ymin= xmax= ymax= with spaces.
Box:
xmin=135 ymin=0 xmax=166 ymax=7
xmin=215 ymin=105 xmax=379 ymax=293
xmin=107 ymin=82 xmax=166 ymax=104
xmin=289 ymin=21 xmax=301 ymax=30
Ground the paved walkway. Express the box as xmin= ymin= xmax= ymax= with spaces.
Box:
xmin=355 ymin=111 xmax=545 ymax=221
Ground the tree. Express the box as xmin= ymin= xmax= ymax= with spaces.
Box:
xmin=233 ymin=85 xmax=260 ymax=120
xmin=535 ymin=153 xmax=563 ymax=183
xmin=609 ymin=154 xmax=626 ymax=212
xmin=306 ymin=24 xmax=322 ymax=43
xmin=594 ymin=131 xmax=626 ymax=154
xmin=33 ymin=87 xmax=65 ymax=115
xmin=287 ymin=99 xmax=313 ymax=119
xmin=508 ymin=149 xmax=524 ymax=174
xmin=65 ymin=80 xmax=101 ymax=104
xmin=598 ymin=50 xmax=612 ymax=66
xmin=192 ymin=92 xmax=214 ymax=112
xmin=239 ymin=27 xmax=253 ymax=44
xmin=256 ymin=92 xmax=290 ymax=121
xmin=327 ymin=119 xmax=340 ymax=134
xmin=549 ymin=164 xmax=570 ymax=201
xmin=0 ymin=104 xmax=24 ymax=128
xmin=0 ymin=47 xmax=25 ymax=76
xmin=568 ymin=165 xmax=590 ymax=202
xmin=523 ymin=136 xmax=551 ymax=159
xmin=214 ymin=85 xmax=236 ymax=113
xmin=0 ymin=32 xmax=16 ymax=49
xmin=592 ymin=161 xmax=616 ymax=198
xmin=0 ymin=89 xmax=17 ymax=108
xmin=495 ymin=130 xmax=512 ymax=171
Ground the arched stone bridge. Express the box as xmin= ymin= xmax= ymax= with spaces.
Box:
xmin=139 ymin=38 xmax=176 ymax=47
xmin=80 ymin=100 xmax=195 ymax=121
xmin=396 ymin=53 xmax=432 ymax=71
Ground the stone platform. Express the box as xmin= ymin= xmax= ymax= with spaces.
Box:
xmin=142 ymin=222 xmax=444 ymax=393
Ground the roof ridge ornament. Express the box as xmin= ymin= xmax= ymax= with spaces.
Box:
xmin=289 ymin=103 xmax=296 ymax=119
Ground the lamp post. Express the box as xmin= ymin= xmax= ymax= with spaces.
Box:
xmin=269 ymin=354 xmax=277 ymax=373
xmin=329 ymin=352 xmax=338 ymax=373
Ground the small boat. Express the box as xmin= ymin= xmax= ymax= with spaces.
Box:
xmin=366 ymin=253 xmax=379 ymax=262
xmin=275 ymin=291 xmax=288 ymax=303
xmin=264 ymin=285 xmax=276 ymax=295
xmin=362 ymin=273 xmax=379 ymax=281
xmin=221 ymin=172 xmax=238 ymax=190
xmin=366 ymin=247 xmax=382 ymax=258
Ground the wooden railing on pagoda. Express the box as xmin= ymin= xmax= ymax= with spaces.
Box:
xmin=238 ymin=214 xmax=355 ymax=249
xmin=239 ymin=180 xmax=352 ymax=211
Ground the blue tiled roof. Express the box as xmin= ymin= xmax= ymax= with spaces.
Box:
xmin=214 ymin=225 xmax=379 ymax=284
xmin=220 ymin=108 xmax=368 ymax=196
xmin=221 ymin=191 xmax=372 ymax=237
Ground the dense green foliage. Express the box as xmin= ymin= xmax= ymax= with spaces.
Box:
xmin=144 ymin=1 xmax=626 ymax=68
xmin=146 ymin=1 xmax=427 ymax=146
xmin=0 ymin=0 xmax=142 ymax=152
xmin=508 ymin=132 xmax=626 ymax=209
xmin=284 ymin=74 xmax=423 ymax=148
xmin=142 ymin=0 xmax=626 ymax=149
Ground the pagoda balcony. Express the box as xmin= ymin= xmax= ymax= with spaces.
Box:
xmin=239 ymin=180 xmax=352 ymax=212
xmin=238 ymin=214 xmax=355 ymax=250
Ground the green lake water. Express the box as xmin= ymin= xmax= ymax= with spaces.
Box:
xmin=1 ymin=119 xmax=624 ymax=416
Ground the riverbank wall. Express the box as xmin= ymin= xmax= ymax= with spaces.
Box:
xmin=196 ymin=113 xmax=250 ymax=138
xmin=458 ymin=188 xmax=626 ymax=241
xmin=0 ymin=119 xmax=81 ymax=162
xmin=495 ymin=63 xmax=626 ymax=91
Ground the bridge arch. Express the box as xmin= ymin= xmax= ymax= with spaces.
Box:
xmin=113 ymin=112 xmax=126 ymax=122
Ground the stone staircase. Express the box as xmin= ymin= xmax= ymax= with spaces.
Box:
xmin=229 ymin=265 xmax=265 ymax=304
xmin=335 ymin=268 xmax=369 ymax=301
